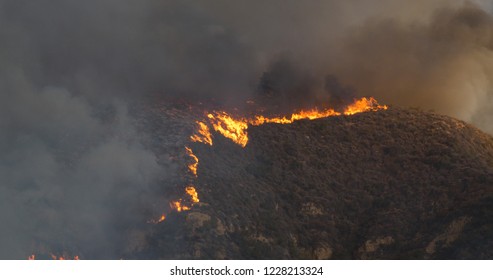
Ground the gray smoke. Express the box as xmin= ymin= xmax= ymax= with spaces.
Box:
xmin=0 ymin=74 xmax=164 ymax=258
xmin=329 ymin=2 xmax=493 ymax=131
xmin=1 ymin=0 xmax=493 ymax=259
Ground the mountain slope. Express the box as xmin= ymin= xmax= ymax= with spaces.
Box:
xmin=147 ymin=108 xmax=493 ymax=259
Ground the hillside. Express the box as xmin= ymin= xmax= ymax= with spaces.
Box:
xmin=144 ymin=108 xmax=493 ymax=259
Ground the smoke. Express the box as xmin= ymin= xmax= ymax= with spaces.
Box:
xmin=240 ymin=1 xmax=493 ymax=131
xmin=329 ymin=2 xmax=493 ymax=130
xmin=0 ymin=0 xmax=257 ymax=103
xmin=3 ymin=1 xmax=492 ymax=115
xmin=172 ymin=0 xmax=493 ymax=131
xmin=1 ymin=0 xmax=493 ymax=259
xmin=0 ymin=73 xmax=165 ymax=258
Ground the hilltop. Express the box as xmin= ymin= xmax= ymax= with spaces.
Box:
xmin=144 ymin=108 xmax=493 ymax=259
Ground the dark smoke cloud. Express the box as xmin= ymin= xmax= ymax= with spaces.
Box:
xmin=1 ymin=0 xmax=492 ymax=259
xmin=329 ymin=2 xmax=493 ymax=131
xmin=182 ymin=0 xmax=493 ymax=131
xmin=250 ymin=0 xmax=493 ymax=133
xmin=0 ymin=0 xmax=257 ymax=102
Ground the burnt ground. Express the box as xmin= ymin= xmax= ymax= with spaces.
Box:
xmin=140 ymin=107 xmax=493 ymax=259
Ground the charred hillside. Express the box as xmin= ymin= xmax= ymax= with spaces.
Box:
xmin=145 ymin=108 xmax=493 ymax=259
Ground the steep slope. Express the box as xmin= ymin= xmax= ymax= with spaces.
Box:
xmin=145 ymin=108 xmax=493 ymax=259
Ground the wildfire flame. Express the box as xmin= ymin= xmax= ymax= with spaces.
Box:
xmin=170 ymin=200 xmax=191 ymax=212
xmin=156 ymin=214 xmax=166 ymax=223
xmin=343 ymin=97 xmax=388 ymax=115
xmin=190 ymin=121 xmax=213 ymax=145
xmin=251 ymin=108 xmax=340 ymax=125
xmin=149 ymin=97 xmax=386 ymax=225
xmin=185 ymin=146 xmax=199 ymax=177
xmin=148 ymin=151 xmax=202 ymax=224
xmin=185 ymin=186 xmax=200 ymax=203
xmin=207 ymin=112 xmax=249 ymax=147
xmin=28 ymin=254 xmax=35 ymax=260
xmin=169 ymin=185 xmax=200 ymax=213
xmin=147 ymin=214 xmax=166 ymax=224
xmin=205 ymin=97 xmax=388 ymax=147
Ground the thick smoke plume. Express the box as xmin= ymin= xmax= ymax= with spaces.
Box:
xmin=330 ymin=2 xmax=493 ymax=131
xmin=0 ymin=0 xmax=492 ymax=259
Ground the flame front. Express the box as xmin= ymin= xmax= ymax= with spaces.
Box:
xmin=206 ymin=97 xmax=388 ymax=147
xmin=185 ymin=146 xmax=199 ymax=177
xmin=169 ymin=185 xmax=199 ymax=212
xmin=190 ymin=121 xmax=213 ymax=145
xmin=185 ymin=186 xmax=199 ymax=203
xmin=207 ymin=112 xmax=249 ymax=147
xmin=343 ymin=97 xmax=388 ymax=115
xmin=148 ymin=149 xmax=201 ymax=223
xmin=251 ymin=108 xmax=340 ymax=125
xmin=149 ymin=96 xmax=386 ymax=226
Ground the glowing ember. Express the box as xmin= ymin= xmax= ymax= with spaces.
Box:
xmin=190 ymin=121 xmax=213 ymax=145
xmin=185 ymin=146 xmax=199 ymax=177
xmin=170 ymin=200 xmax=191 ymax=212
xmin=156 ymin=214 xmax=166 ymax=222
xmin=50 ymin=254 xmax=79 ymax=260
xmin=185 ymin=186 xmax=200 ymax=203
xmin=148 ymin=214 xmax=166 ymax=224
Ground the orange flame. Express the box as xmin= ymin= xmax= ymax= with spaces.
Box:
xmin=343 ymin=97 xmax=388 ymax=115
xmin=207 ymin=112 xmax=249 ymax=147
xmin=185 ymin=186 xmax=200 ymax=203
xmin=190 ymin=121 xmax=213 ymax=145
xmin=150 ymin=97 xmax=386 ymax=225
xmin=206 ymin=97 xmax=388 ymax=147
xmin=250 ymin=108 xmax=340 ymax=125
xmin=147 ymin=214 xmax=166 ymax=224
xmin=156 ymin=214 xmax=166 ymax=223
xmin=170 ymin=200 xmax=191 ymax=212
xmin=28 ymin=254 xmax=35 ymax=260
xmin=167 ymin=186 xmax=199 ymax=214
xmin=185 ymin=146 xmax=199 ymax=177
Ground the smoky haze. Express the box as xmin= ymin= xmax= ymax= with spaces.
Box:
xmin=330 ymin=2 xmax=493 ymax=132
xmin=0 ymin=0 xmax=492 ymax=259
